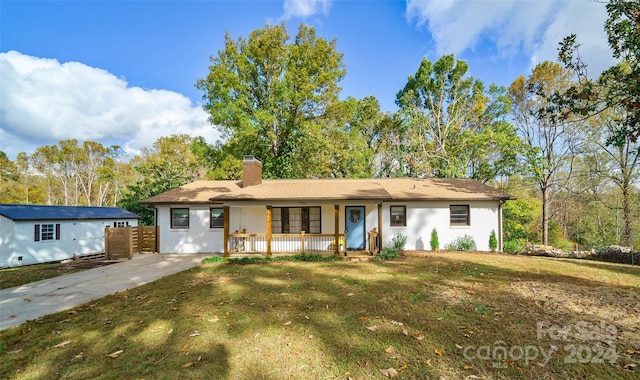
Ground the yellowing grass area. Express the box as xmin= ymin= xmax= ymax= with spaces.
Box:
xmin=1 ymin=252 xmax=639 ymax=379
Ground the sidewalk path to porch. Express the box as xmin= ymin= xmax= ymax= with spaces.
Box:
xmin=0 ymin=253 xmax=208 ymax=331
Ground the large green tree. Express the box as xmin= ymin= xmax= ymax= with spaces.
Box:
xmin=509 ymin=62 xmax=579 ymax=246
xmin=554 ymin=0 xmax=639 ymax=142
xmin=196 ymin=24 xmax=354 ymax=178
xmin=395 ymin=55 xmax=521 ymax=181
xmin=580 ymin=107 xmax=639 ymax=246
xmin=119 ymin=135 xmax=205 ymax=224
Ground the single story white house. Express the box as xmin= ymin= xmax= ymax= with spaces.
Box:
xmin=0 ymin=204 xmax=139 ymax=268
xmin=141 ymin=156 xmax=515 ymax=256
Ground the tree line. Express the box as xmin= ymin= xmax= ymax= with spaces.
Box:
xmin=1 ymin=0 xmax=638 ymax=250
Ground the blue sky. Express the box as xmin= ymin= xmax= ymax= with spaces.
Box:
xmin=1 ymin=0 xmax=615 ymax=160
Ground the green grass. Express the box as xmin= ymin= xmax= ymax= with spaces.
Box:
xmin=1 ymin=252 xmax=639 ymax=379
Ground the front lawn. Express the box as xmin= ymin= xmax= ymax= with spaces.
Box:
xmin=1 ymin=252 xmax=638 ymax=379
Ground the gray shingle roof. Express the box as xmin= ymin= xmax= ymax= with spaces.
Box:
xmin=0 ymin=204 xmax=140 ymax=221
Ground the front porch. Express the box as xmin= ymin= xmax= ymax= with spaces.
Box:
xmin=222 ymin=204 xmax=382 ymax=257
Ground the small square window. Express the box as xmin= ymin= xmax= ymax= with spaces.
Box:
xmin=390 ymin=206 xmax=406 ymax=227
xmin=210 ymin=208 xmax=224 ymax=229
xmin=41 ymin=224 xmax=55 ymax=240
xmin=450 ymin=205 xmax=470 ymax=226
xmin=171 ymin=208 xmax=190 ymax=229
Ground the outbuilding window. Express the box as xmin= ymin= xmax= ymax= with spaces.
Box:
xmin=35 ymin=223 xmax=60 ymax=241
xmin=390 ymin=206 xmax=406 ymax=227
xmin=450 ymin=205 xmax=470 ymax=226
xmin=171 ymin=208 xmax=190 ymax=229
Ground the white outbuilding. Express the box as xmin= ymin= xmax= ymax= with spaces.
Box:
xmin=0 ymin=204 xmax=139 ymax=268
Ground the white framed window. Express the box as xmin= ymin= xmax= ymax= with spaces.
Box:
xmin=35 ymin=223 xmax=59 ymax=241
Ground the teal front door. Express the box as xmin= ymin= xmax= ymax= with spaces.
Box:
xmin=345 ymin=206 xmax=366 ymax=250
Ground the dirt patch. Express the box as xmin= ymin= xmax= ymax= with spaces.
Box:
xmin=510 ymin=279 xmax=640 ymax=345
xmin=47 ymin=260 xmax=119 ymax=271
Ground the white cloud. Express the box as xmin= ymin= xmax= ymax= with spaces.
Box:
xmin=406 ymin=0 xmax=616 ymax=76
xmin=282 ymin=0 xmax=332 ymax=20
xmin=0 ymin=51 xmax=219 ymax=159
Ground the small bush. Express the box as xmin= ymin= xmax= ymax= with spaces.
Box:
xmin=503 ymin=240 xmax=523 ymax=254
xmin=447 ymin=234 xmax=476 ymax=251
xmin=374 ymin=248 xmax=400 ymax=260
xmin=223 ymin=253 xmax=342 ymax=264
xmin=430 ymin=228 xmax=439 ymax=251
xmin=202 ymin=256 xmax=227 ymax=263
xmin=391 ymin=233 xmax=407 ymax=251
xmin=298 ymin=253 xmax=341 ymax=262
xmin=489 ymin=230 xmax=498 ymax=252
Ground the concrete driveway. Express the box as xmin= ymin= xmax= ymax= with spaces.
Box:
xmin=0 ymin=253 xmax=208 ymax=331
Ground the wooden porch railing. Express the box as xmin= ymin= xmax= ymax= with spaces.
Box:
xmin=226 ymin=231 xmax=346 ymax=256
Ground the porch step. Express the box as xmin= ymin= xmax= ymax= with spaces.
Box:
xmin=345 ymin=251 xmax=373 ymax=262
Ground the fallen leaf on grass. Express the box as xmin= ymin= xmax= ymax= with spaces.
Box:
xmin=379 ymin=368 xmax=398 ymax=377
xmin=464 ymin=364 xmax=474 ymax=370
xmin=455 ymin=344 xmax=464 ymax=349
xmin=435 ymin=349 xmax=443 ymax=356
xmin=385 ymin=345 xmax=395 ymax=353
xmin=413 ymin=333 xmax=425 ymax=340
xmin=189 ymin=331 xmax=200 ymax=337
xmin=398 ymin=364 xmax=408 ymax=371
xmin=54 ymin=340 xmax=72 ymax=348
xmin=391 ymin=320 xmax=404 ymax=326
xmin=366 ymin=325 xmax=379 ymax=331
xmin=71 ymin=352 xmax=86 ymax=361
xmin=402 ymin=329 xmax=408 ymax=336
xmin=282 ymin=321 xmax=292 ymax=326
xmin=180 ymin=344 xmax=189 ymax=352
xmin=358 ymin=315 xmax=368 ymax=321
xmin=347 ymin=293 xmax=354 ymax=297
xmin=107 ymin=350 xmax=123 ymax=359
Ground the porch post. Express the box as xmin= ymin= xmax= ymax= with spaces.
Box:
xmin=377 ymin=202 xmax=383 ymax=253
xmin=266 ymin=206 xmax=272 ymax=257
xmin=334 ymin=205 xmax=340 ymax=255
xmin=223 ymin=206 xmax=230 ymax=257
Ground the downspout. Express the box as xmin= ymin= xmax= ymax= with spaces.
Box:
xmin=498 ymin=200 xmax=503 ymax=252
xmin=378 ymin=202 xmax=383 ymax=253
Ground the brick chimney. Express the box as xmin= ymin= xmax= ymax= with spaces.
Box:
xmin=242 ymin=155 xmax=262 ymax=187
